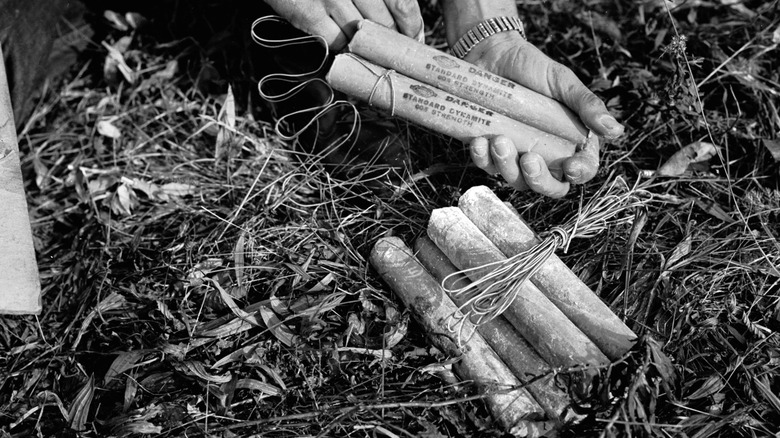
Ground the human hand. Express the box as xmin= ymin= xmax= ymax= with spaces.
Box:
xmin=464 ymin=31 xmax=624 ymax=198
xmin=264 ymin=0 xmax=424 ymax=51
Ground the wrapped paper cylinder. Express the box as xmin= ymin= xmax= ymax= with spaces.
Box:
xmin=326 ymin=54 xmax=577 ymax=176
xmin=370 ymin=237 xmax=544 ymax=431
xmin=348 ymin=19 xmax=588 ymax=144
xmin=458 ymin=186 xmax=637 ymax=360
xmin=0 ymin=46 xmax=41 ymax=315
xmin=427 ymin=207 xmax=609 ymax=367
xmin=414 ymin=236 xmax=572 ymax=422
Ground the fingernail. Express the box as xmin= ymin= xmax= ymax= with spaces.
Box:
xmin=493 ymin=139 xmax=510 ymax=158
xmin=599 ymin=114 xmax=624 ymax=136
xmin=566 ymin=168 xmax=582 ymax=181
xmin=522 ymin=159 xmax=541 ymax=177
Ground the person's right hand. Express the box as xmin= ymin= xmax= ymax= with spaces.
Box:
xmin=264 ymin=0 xmax=424 ymax=50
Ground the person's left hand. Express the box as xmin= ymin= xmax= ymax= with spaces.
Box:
xmin=464 ymin=31 xmax=624 ymax=198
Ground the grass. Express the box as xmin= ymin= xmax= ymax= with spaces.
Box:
xmin=1 ymin=0 xmax=779 ymax=437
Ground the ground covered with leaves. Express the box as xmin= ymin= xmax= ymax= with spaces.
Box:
xmin=1 ymin=0 xmax=779 ymax=437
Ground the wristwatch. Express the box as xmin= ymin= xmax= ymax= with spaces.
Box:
xmin=450 ymin=16 xmax=526 ymax=59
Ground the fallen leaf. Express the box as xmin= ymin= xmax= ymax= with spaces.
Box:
xmin=259 ymin=306 xmax=300 ymax=347
xmin=97 ymin=119 xmax=122 ymax=139
xmin=763 ymin=139 xmax=780 ymax=162
xmin=665 ymin=235 xmax=691 ymax=270
xmin=180 ymin=361 xmax=232 ymax=384
xmin=105 ymin=351 xmax=146 ymax=384
xmin=124 ymin=12 xmax=147 ymax=30
xmin=235 ymin=379 xmax=282 ymax=396
xmin=212 ymin=279 xmax=261 ymax=326
xmin=111 ymin=183 xmax=136 ymax=215
xmin=69 ymin=375 xmax=95 ymax=431
xmin=216 ymin=85 xmax=237 ymax=160
xmin=213 ymin=341 xmax=266 ymax=368
xmin=657 ymin=141 xmax=718 ymax=176
xmin=686 ymin=374 xmax=725 ymax=400
xmin=73 ymin=292 xmax=127 ymax=349
xmin=160 ymin=182 xmax=197 ymax=197
xmin=104 ymin=10 xmax=130 ymax=31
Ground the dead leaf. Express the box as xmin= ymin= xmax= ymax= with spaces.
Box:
xmin=123 ymin=373 xmax=138 ymax=412
xmin=73 ymin=292 xmax=127 ymax=349
xmin=763 ymin=139 xmax=780 ymax=162
xmin=153 ymin=60 xmax=179 ymax=81
xmin=69 ymin=375 xmax=95 ymax=431
xmin=180 ymin=361 xmax=232 ymax=384
xmin=111 ymin=183 xmax=136 ymax=215
xmin=104 ymin=10 xmax=130 ymax=31
xmin=213 ymin=341 xmax=266 ymax=368
xmin=212 ymin=279 xmax=261 ymax=326
xmin=159 ymin=182 xmax=197 ymax=197
xmin=259 ymin=306 xmax=300 ymax=347
xmin=686 ymin=374 xmax=725 ymax=400
xmin=657 ymin=141 xmax=718 ymax=177
xmin=105 ymin=351 xmax=146 ymax=384
xmin=235 ymin=379 xmax=282 ymax=396
xmin=665 ymin=235 xmax=691 ymax=270
xmin=383 ymin=311 xmax=408 ymax=349
xmin=97 ymin=119 xmax=122 ymax=139
xmin=233 ymin=233 xmax=247 ymax=299
xmin=124 ymin=12 xmax=147 ymax=30
xmin=215 ymin=85 xmax=237 ymax=160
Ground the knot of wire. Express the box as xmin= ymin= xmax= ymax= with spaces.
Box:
xmin=442 ymin=176 xmax=646 ymax=344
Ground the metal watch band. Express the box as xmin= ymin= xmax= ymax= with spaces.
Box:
xmin=450 ymin=16 xmax=526 ymax=59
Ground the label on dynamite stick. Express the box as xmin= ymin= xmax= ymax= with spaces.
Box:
xmin=403 ymin=84 xmax=495 ymax=130
xmin=426 ymin=56 xmax=515 ymax=102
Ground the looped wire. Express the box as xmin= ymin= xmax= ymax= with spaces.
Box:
xmin=443 ymin=175 xmax=648 ymax=343
xmin=251 ymin=16 xmax=358 ymax=145
xmin=344 ymin=54 xmax=398 ymax=117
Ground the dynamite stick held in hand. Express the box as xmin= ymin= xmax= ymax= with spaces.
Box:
xmin=369 ymin=237 xmax=545 ymax=433
xmin=348 ymin=20 xmax=588 ymax=144
xmin=427 ymin=207 xmax=609 ymax=368
xmin=458 ymin=186 xmax=637 ymax=360
xmin=414 ymin=236 xmax=572 ymax=422
xmin=326 ymin=54 xmax=577 ymax=176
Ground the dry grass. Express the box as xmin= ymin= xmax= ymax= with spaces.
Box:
xmin=1 ymin=0 xmax=779 ymax=437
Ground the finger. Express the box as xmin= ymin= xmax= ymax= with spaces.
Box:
xmin=563 ymin=132 xmax=600 ymax=185
xmin=384 ymin=0 xmax=424 ymax=40
xmin=469 ymin=137 xmax=497 ymax=174
xmin=323 ymin=0 xmax=365 ymax=39
xmin=265 ymin=1 xmax=350 ymax=50
xmin=520 ymin=153 xmax=570 ymax=198
xmin=490 ymin=136 xmax=529 ymax=191
xmin=498 ymin=42 xmax=625 ymax=139
xmin=352 ymin=0 xmax=397 ymax=29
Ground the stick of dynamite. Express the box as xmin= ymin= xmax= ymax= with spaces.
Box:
xmin=458 ymin=186 xmax=637 ymax=360
xmin=326 ymin=54 xmax=577 ymax=176
xmin=348 ymin=20 xmax=588 ymax=144
xmin=427 ymin=207 xmax=609 ymax=368
xmin=414 ymin=235 xmax=572 ymax=422
xmin=370 ymin=237 xmax=546 ymax=433
xmin=0 ymin=46 xmax=41 ymax=315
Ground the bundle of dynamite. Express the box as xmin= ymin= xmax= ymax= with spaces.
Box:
xmin=370 ymin=185 xmax=639 ymax=436
xmin=326 ymin=19 xmax=591 ymax=177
